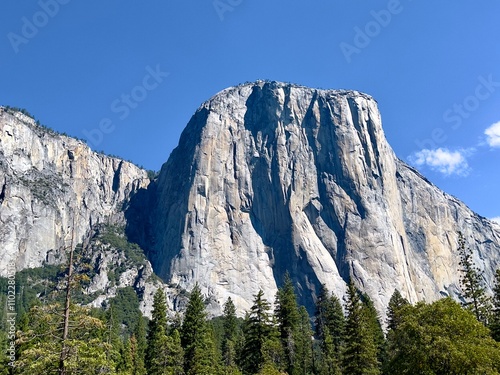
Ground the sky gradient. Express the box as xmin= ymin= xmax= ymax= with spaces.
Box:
xmin=1 ymin=1 xmax=499 ymax=221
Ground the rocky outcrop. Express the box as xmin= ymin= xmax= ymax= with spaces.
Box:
xmin=0 ymin=107 xmax=150 ymax=276
xmin=2 ymin=81 xmax=500 ymax=318
xmin=151 ymin=81 xmax=500 ymax=315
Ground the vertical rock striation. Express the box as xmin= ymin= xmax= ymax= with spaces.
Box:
xmin=0 ymin=107 xmax=150 ymax=275
xmin=151 ymin=81 xmax=500 ymax=315
xmin=2 ymin=81 xmax=500 ymax=317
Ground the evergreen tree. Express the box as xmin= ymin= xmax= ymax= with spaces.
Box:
xmin=314 ymin=285 xmax=344 ymax=375
xmin=316 ymin=326 xmax=341 ymax=375
xmin=181 ymin=284 xmax=217 ymax=375
xmin=118 ymin=337 xmax=133 ymax=374
xmin=167 ymin=329 xmax=185 ymax=375
xmin=295 ymin=306 xmax=314 ymax=375
xmin=241 ymin=290 xmax=275 ymax=374
xmin=274 ymin=273 xmax=300 ymax=375
xmin=107 ymin=303 xmax=126 ymax=369
xmin=15 ymin=303 xmax=114 ymax=374
xmin=458 ymin=231 xmax=491 ymax=324
xmin=342 ymin=281 xmax=380 ymax=375
xmin=386 ymin=289 xmax=409 ymax=332
xmin=132 ymin=314 xmax=147 ymax=375
xmin=146 ymin=288 xmax=170 ymax=375
xmin=361 ymin=294 xmax=386 ymax=367
xmin=130 ymin=334 xmax=147 ymax=375
xmin=222 ymin=297 xmax=240 ymax=370
xmin=260 ymin=336 xmax=286 ymax=374
xmin=0 ymin=330 xmax=11 ymax=375
xmin=491 ymin=269 xmax=500 ymax=342
xmin=315 ymin=285 xmax=345 ymax=357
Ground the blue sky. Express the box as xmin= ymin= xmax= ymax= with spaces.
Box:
xmin=1 ymin=1 xmax=499 ymax=221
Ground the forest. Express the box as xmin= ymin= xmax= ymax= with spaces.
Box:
xmin=1 ymin=232 xmax=500 ymax=374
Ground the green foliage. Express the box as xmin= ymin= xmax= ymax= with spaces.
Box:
xmin=491 ymin=269 xmax=500 ymax=342
xmin=274 ymin=273 xmax=300 ymax=375
xmin=458 ymin=231 xmax=492 ymax=324
xmin=3 ymin=105 xmax=35 ymax=119
xmin=181 ymin=284 xmax=218 ymax=374
xmin=241 ymin=290 xmax=277 ymax=374
xmin=361 ymin=294 xmax=386 ymax=367
xmin=9 ymin=264 xmax=63 ymax=319
xmin=132 ymin=314 xmax=148 ymax=375
xmin=147 ymin=170 xmax=159 ymax=180
xmin=342 ymin=281 xmax=380 ymax=375
xmin=146 ymin=289 xmax=168 ymax=374
xmin=98 ymin=224 xmax=148 ymax=267
xmin=386 ymin=297 xmax=500 ymax=374
xmin=0 ymin=329 xmax=11 ymax=375
xmin=221 ymin=297 xmax=241 ymax=369
xmin=15 ymin=303 xmax=115 ymax=374
xmin=386 ymin=289 xmax=409 ymax=332
xmin=316 ymin=325 xmax=341 ymax=375
xmin=294 ymin=306 xmax=314 ymax=375
xmin=109 ymin=286 xmax=142 ymax=338
xmin=314 ymin=283 xmax=345 ymax=371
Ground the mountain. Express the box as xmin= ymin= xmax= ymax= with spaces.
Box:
xmin=1 ymin=81 xmax=500 ymax=318
xmin=146 ymin=81 xmax=500 ymax=315
xmin=0 ymin=107 xmax=163 ymax=316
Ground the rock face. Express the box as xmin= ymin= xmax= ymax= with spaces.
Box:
xmin=150 ymin=81 xmax=500 ymax=315
xmin=2 ymin=81 xmax=500 ymax=318
xmin=0 ymin=107 xmax=150 ymax=276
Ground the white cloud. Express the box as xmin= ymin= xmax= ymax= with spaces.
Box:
xmin=409 ymin=148 xmax=471 ymax=176
xmin=485 ymin=121 xmax=500 ymax=148
xmin=491 ymin=217 xmax=500 ymax=225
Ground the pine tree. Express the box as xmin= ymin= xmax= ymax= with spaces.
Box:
xmin=457 ymin=231 xmax=491 ymax=324
xmin=361 ymin=294 xmax=386 ymax=367
xmin=167 ymin=329 xmax=185 ymax=375
xmin=295 ymin=306 xmax=314 ymax=375
xmin=146 ymin=288 xmax=170 ymax=375
xmin=241 ymin=290 xmax=276 ymax=374
xmin=181 ymin=284 xmax=218 ymax=375
xmin=490 ymin=269 xmax=500 ymax=341
xmin=274 ymin=273 xmax=300 ymax=375
xmin=315 ymin=285 xmax=344 ymax=356
xmin=386 ymin=290 xmax=409 ymax=332
xmin=222 ymin=297 xmax=240 ymax=370
xmin=342 ymin=281 xmax=380 ymax=375
xmin=130 ymin=334 xmax=147 ymax=375
xmin=15 ymin=303 xmax=114 ymax=374
xmin=132 ymin=314 xmax=147 ymax=375
xmin=314 ymin=285 xmax=344 ymax=374
xmin=106 ymin=303 xmax=125 ymax=369
xmin=118 ymin=337 xmax=134 ymax=374
xmin=317 ymin=326 xmax=341 ymax=375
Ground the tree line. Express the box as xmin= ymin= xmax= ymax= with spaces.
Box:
xmin=3 ymin=231 xmax=500 ymax=374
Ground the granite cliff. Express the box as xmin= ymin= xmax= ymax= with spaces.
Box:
xmin=0 ymin=107 xmax=162 ymax=316
xmin=149 ymin=81 xmax=500 ymax=315
xmin=2 ymin=81 xmax=500 ymax=317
